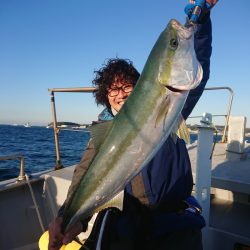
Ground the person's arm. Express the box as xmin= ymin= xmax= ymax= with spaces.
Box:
xmin=48 ymin=140 xmax=96 ymax=250
xmin=182 ymin=11 xmax=212 ymax=119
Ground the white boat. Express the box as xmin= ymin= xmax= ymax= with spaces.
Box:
xmin=46 ymin=122 xmax=83 ymax=129
xmin=0 ymin=86 xmax=249 ymax=250
xmin=24 ymin=122 xmax=31 ymax=128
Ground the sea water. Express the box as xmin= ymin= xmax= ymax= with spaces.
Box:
xmin=0 ymin=125 xmax=90 ymax=181
xmin=0 ymin=124 xmax=249 ymax=182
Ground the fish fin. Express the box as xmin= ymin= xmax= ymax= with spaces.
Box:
xmin=88 ymin=121 xmax=113 ymax=150
xmin=173 ymin=115 xmax=190 ymax=144
xmin=171 ymin=132 xmax=178 ymax=144
xmin=94 ymin=191 xmax=124 ymax=213
xmin=155 ymin=96 xmax=170 ymax=128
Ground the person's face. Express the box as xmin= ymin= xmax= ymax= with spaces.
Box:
xmin=107 ymin=78 xmax=134 ymax=112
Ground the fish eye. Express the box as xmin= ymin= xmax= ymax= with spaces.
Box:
xmin=170 ymin=38 xmax=178 ymax=50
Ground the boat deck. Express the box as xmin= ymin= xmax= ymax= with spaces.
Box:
xmin=188 ymin=140 xmax=250 ymax=249
xmin=188 ymin=141 xmax=250 ymax=194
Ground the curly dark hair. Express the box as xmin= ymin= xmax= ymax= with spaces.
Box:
xmin=92 ymin=58 xmax=140 ymax=108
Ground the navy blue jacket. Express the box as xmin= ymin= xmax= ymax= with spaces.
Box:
xmin=98 ymin=14 xmax=212 ymax=239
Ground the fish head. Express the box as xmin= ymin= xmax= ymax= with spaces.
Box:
xmin=157 ymin=19 xmax=203 ymax=92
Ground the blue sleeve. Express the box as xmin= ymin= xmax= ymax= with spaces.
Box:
xmin=182 ymin=12 xmax=212 ymax=120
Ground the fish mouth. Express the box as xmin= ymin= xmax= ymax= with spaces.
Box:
xmin=171 ymin=19 xmax=193 ymax=40
xmin=166 ymin=85 xmax=188 ymax=94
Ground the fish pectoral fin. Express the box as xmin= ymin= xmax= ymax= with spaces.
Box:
xmin=94 ymin=191 xmax=124 ymax=213
xmin=155 ymin=96 xmax=170 ymax=128
xmin=171 ymin=132 xmax=178 ymax=143
xmin=88 ymin=121 xmax=113 ymax=150
xmin=172 ymin=115 xmax=190 ymax=144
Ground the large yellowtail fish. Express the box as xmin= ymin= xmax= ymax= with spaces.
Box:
xmin=62 ymin=19 xmax=203 ymax=231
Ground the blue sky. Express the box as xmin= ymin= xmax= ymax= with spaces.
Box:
xmin=0 ymin=0 xmax=250 ymax=127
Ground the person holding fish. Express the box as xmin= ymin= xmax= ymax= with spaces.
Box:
xmin=46 ymin=0 xmax=219 ymax=249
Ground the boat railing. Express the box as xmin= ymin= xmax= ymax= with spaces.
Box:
xmin=189 ymin=86 xmax=234 ymax=143
xmin=48 ymin=86 xmax=234 ymax=170
xmin=0 ymin=154 xmax=26 ymax=181
xmin=48 ymin=87 xmax=96 ymax=170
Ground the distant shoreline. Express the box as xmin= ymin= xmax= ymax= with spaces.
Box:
xmin=189 ymin=129 xmax=250 ymax=137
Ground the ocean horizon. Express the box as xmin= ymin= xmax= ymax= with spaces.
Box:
xmin=0 ymin=124 xmax=249 ymax=182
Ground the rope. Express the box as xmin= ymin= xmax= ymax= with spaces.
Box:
xmin=26 ymin=174 xmax=45 ymax=232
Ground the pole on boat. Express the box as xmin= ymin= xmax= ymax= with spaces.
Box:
xmin=195 ymin=112 xmax=215 ymax=249
xmin=17 ymin=156 xmax=26 ymax=181
xmin=203 ymin=87 xmax=234 ymax=143
xmin=50 ymin=91 xmax=63 ymax=170
xmin=48 ymin=87 xmax=96 ymax=170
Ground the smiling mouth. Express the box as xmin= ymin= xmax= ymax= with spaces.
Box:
xmin=118 ymin=101 xmax=125 ymax=105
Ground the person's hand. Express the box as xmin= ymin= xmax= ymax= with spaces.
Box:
xmin=189 ymin=0 xmax=219 ymax=9
xmin=48 ymin=217 xmax=83 ymax=250
xmin=207 ymin=0 xmax=219 ymax=8
xmin=48 ymin=217 xmax=64 ymax=250
xmin=185 ymin=0 xmax=219 ymax=24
